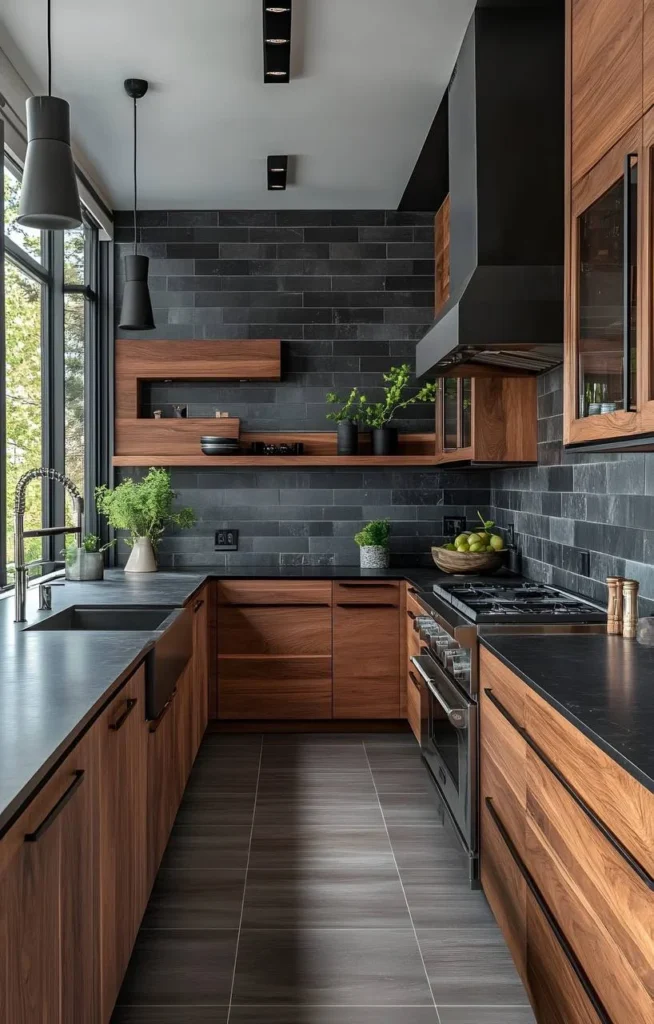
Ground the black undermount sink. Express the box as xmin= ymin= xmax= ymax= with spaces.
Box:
xmin=25 ymin=605 xmax=178 ymax=632
xmin=25 ymin=604 xmax=194 ymax=720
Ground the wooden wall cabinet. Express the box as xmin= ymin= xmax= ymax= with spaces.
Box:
xmin=436 ymin=376 xmax=537 ymax=465
xmin=434 ymin=194 xmax=450 ymax=314
xmin=479 ymin=647 xmax=654 ymax=1024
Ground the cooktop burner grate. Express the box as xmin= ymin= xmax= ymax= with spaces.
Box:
xmin=432 ymin=578 xmax=606 ymax=623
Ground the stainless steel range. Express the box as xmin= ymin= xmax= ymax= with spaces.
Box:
xmin=409 ymin=575 xmax=606 ymax=886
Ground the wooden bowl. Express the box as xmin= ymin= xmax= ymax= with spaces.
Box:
xmin=431 ymin=546 xmax=504 ymax=575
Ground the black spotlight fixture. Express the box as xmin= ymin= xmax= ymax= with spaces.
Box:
xmin=17 ymin=0 xmax=82 ymax=229
xmin=119 ymin=78 xmax=154 ymax=332
xmin=263 ymin=2 xmax=292 ymax=83
xmin=267 ymin=155 xmax=288 ymax=191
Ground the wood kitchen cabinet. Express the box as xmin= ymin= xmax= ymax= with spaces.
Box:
xmin=479 ymin=647 xmax=654 ymax=1024
xmin=147 ymin=682 xmax=182 ymax=881
xmin=191 ymin=586 xmax=210 ymax=759
xmin=0 ymin=728 xmax=100 ymax=1024
xmin=435 ymin=376 xmax=537 ymax=465
xmin=405 ymin=586 xmax=424 ymax=743
xmin=333 ymin=581 xmax=400 ymax=718
xmin=570 ymin=0 xmax=643 ymax=185
xmin=98 ymin=665 xmax=148 ymax=1021
xmin=434 ymin=194 xmax=450 ymax=314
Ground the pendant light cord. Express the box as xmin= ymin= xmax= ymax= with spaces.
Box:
xmin=47 ymin=0 xmax=52 ymax=95
xmin=133 ymin=96 xmax=138 ymax=256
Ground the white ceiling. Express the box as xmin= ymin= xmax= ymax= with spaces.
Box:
xmin=0 ymin=0 xmax=474 ymax=210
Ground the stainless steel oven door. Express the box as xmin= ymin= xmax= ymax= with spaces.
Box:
xmin=411 ymin=654 xmax=477 ymax=856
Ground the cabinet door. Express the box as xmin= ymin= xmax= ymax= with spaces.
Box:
xmin=646 ymin=0 xmax=654 ymax=114
xmin=333 ymin=600 xmax=400 ymax=718
xmin=191 ymin=589 xmax=209 ymax=759
xmin=98 ymin=666 xmax=148 ymax=1020
xmin=219 ymin=657 xmax=332 ymax=719
xmin=570 ymin=0 xmax=642 ymax=184
xmin=147 ymin=688 xmax=179 ymax=882
xmin=435 ymin=377 xmax=473 ymax=462
xmin=565 ymin=121 xmax=644 ymax=445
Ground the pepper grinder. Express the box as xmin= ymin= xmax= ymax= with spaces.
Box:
xmin=606 ymin=576 xmax=624 ymax=634
xmin=622 ymin=579 xmax=639 ymax=639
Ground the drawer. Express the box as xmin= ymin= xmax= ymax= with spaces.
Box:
xmin=407 ymin=621 xmax=421 ymax=659
xmin=217 ymin=605 xmax=331 ymax=656
xmin=216 ymin=580 xmax=332 ymax=606
xmin=406 ymin=586 xmax=425 ymax=619
xmin=526 ymin=687 xmax=654 ymax=877
xmin=480 ymin=646 xmax=527 ymax=727
xmin=406 ymin=663 xmax=422 ymax=743
xmin=526 ymin=748 xmax=654 ymax=1024
xmin=480 ymin=795 xmax=528 ymax=989
xmin=480 ymin=685 xmax=527 ymax=862
xmin=333 ymin=580 xmax=399 ymax=606
xmin=218 ymin=657 xmax=332 ymax=719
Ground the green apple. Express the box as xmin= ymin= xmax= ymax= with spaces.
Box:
xmin=469 ymin=542 xmax=483 ymax=552
xmin=454 ymin=533 xmax=469 ymax=547
xmin=467 ymin=533 xmax=482 ymax=545
xmin=490 ymin=534 xmax=505 ymax=551
xmin=477 ymin=531 xmax=490 ymax=544
xmin=457 ymin=541 xmax=470 ymax=552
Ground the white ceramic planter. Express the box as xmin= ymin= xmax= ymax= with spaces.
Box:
xmin=125 ymin=537 xmax=157 ymax=573
xmin=359 ymin=545 xmax=390 ymax=569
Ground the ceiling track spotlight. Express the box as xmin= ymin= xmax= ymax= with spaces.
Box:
xmin=263 ymin=0 xmax=292 ymax=82
xmin=267 ymin=155 xmax=288 ymax=191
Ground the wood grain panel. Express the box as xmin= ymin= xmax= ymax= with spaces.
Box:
xmin=570 ymin=0 xmax=643 ymax=184
xmin=480 ymin=797 xmax=528 ymax=991
xmin=218 ymin=657 xmax=332 ymax=719
xmin=406 ymin=587 xmax=425 ymax=620
xmin=480 ymin=647 xmax=527 ymax=728
xmin=191 ymin=587 xmax=210 ymax=758
xmin=217 ymin=580 xmax=332 ymax=607
xmin=333 ymin=603 xmax=400 ymax=718
xmin=526 ymin=686 xmax=654 ymax=876
xmin=218 ymin=605 xmax=332 ymax=656
xmin=114 ymin=417 xmax=240 ymax=456
xmin=333 ymin=580 xmax=400 ymax=606
xmin=646 ymin=0 xmax=654 ymax=113
xmin=147 ymin=687 xmax=179 ymax=882
xmin=480 ymin=686 xmax=527 ymax=862
xmin=406 ymin=666 xmax=422 ymax=743
xmin=434 ymin=194 xmax=451 ymax=314
xmin=526 ymin=748 xmax=654 ymax=1024
xmin=473 ymin=377 xmax=538 ymax=464
xmin=99 ymin=666 xmax=148 ymax=1022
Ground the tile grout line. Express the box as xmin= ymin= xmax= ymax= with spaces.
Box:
xmin=226 ymin=733 xmax=264 ymax=1024
xmin=362 ymin=740 xmax=442 ymax=1024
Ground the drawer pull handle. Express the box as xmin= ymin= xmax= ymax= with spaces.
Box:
xmin=408 ymin=670 xmax=422 ymax=691
xmin=407 ymin=610 xmax=416 ymax=620
xmin=149 ymin=688 xmax=177 ymax=733
xmin=109 ymin=697 xmax=138 ymax=732
xmin=339 ymin=582 xmax=396 ymax=586
xmin=25 ymin=771 xmax=85 ymax=843
xmin=336 ymin=602 xmax=395 ymax=609
xmin=223 ymin=602 xmax=331 ymax=608
xmin=484 ymin=689 xmax=654 ymax=890
xmin=193 ymin=598 xmax=205 ymax=612
xmin=485 ymin=797 xmax=612 ymax=1024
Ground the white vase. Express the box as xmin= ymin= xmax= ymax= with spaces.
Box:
xmin=359 ymin=545 xmax=390 ymax=569
xmin=124 ymin=537 xmax=157 ymax=573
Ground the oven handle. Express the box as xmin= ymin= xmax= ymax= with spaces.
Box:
xmin=411 ymin=656 xmax=469 ymax=730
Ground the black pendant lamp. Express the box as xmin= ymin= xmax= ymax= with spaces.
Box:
xmin=17 ymin=0 xmax=82 ymax=229
xmin=119 ymin=78 xmax=154 ymax=331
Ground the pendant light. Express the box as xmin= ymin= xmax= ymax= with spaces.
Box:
xmin=17 ymin=0 xmax=82 ymax=229
xmin=119 ymin=78 xmax=154 ymax=331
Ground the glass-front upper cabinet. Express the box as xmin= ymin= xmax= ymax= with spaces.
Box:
xmin=437 ymin=377 xmax=473 ymax=458
xmin=565 ymin=120 xmax=654 ymax=446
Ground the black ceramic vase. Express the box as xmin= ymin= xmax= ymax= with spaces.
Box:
xmin=337 ymin=420 xmax=359 ymax=455
xmin=372 ymin=426 xmax=398 ymax=456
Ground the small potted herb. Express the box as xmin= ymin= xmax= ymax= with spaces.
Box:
xmin=96 ymin=467 xmax=196 ymax=573
xmin=62 ymin=534 xmax=115 ymax=581
xmin=354 ymin=518 xmax=391 ymax=569
xmin=326 ymin=388 xmax=363 ymax=455
xmin=358 ymin=365 xmax=438 ymax=455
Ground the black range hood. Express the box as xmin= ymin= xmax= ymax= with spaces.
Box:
xmin=416 ymin=1 xmax=565 ymax=379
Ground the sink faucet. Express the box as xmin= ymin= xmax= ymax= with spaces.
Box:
xmin=13 ymin=468 xmax=84 ymax=622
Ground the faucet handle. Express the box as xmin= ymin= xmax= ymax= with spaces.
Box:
xmin=38 ymin=580 xmax=65 ymax=612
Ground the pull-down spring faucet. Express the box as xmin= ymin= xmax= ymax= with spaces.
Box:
xmin=13 ymin=468 xmax=84 ymax=622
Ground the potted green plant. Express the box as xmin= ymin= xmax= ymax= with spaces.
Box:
xmin=326 ymin=387 xmax=363 ymax=455
xmin=354 ymin=518 xmax=391 ymax=569
xmin=62 ymin=534 xmax=115 ymax=581
xmin=358 ymin=365 xmax=438 ymax=455
xmin=96 ymin=468 xmax=196 ymax=573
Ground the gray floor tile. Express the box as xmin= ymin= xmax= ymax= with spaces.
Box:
xmin=253 ymin=796 xmax=385 ymax=830
xmin=387 ymin=824 xmax=464 ymax=876
xmin=229 ymin=1009 xmax=439 ymax=1023
xmin=257 ymin=772 xmax=378 ymax=800
xmin=186 ymin=757 xmax=261 ymax=792
xmin=417 ymin=928 xmax=531 ymax=1006
xmin=112 ymin=1008 xmax=228 ymax=1023
xmin=248 ymin=825 xmax=395 ymax=872
xmin=116 ymin=929 xmax=238 ymax=1005
xmin=403 ymin=882 xmax=495 ymax=928
xmin=141 ymin=868 xmax=246 ymax=929
xmin=230 ymin=928 xmax=434 ymax=1006
xmin=437 ymin=1008 xmax=536 ymax=1024
xmin=160 ymin=824 xmax=252 ymax=872
xmin=175 ymin=791 xmax=256 ymax=828
xmin=261 ymin=739 xmax=370 ymax=774
xmin=369 ymin=766 xmax=437 ymax=795
xmin=378 ymin=790 xmax=447 ymax=826
xmin=242 ymin=864 xmax=412 ymax=928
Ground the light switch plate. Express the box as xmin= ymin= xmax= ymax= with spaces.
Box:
xmin=443 ymin=516 xmax=466 ymax=538
xmin=215 ymin=529 xmax=239 ymax=551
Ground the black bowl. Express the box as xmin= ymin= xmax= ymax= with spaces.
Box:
xmin=200 ymin=435 xmax=238 ymax=444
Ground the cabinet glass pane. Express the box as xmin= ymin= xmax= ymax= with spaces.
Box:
xmin=443 ymin=378 xmax=458 ymax=449
xmin=461 ymin=378 xmax=472 ymax=448
xmin=577 ymin=159 xmax=638 ymax=417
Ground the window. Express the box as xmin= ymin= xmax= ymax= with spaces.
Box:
xmin=2 ymin=157 xmax=100 ymax=589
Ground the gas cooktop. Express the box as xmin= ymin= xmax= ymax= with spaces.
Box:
xmin=432 ymin=578 xmax=606 ymax=624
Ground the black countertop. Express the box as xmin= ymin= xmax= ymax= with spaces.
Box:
xmin=480 ymin=633 xmax=654 ymax=794
xmin=0 ymin=565 xmax=439 ymax=836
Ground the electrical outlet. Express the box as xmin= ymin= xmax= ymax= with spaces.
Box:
xmin=215 ymin=529 xmax=239 ymax=551
xmin=506 ymin=523 xmax=515 ymax=547
xmin=579 ymin=548 xmax=590 ymax=577
xmin=443 ymin=516 xmax=466 ymax=538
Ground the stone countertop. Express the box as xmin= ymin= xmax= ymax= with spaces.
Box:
xmin=0 ymin=565 xmax=439 ymax=836
xmin=479 ymin=632 xmax=654 ymax=794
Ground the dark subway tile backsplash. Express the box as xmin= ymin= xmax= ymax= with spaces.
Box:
xmin=115 ymin=208 xmax=491 ymax=568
